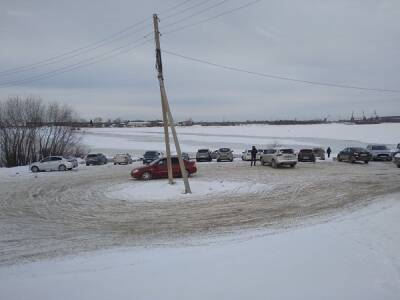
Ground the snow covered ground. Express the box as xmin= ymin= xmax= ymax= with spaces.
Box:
xmin=1 ymin=194 xmax=399 ymax=300
xmin=1 ymin=123 xmax=399 ymax=299
xmin=81 ymin=123 xmax=400 ymax=156
xmin=106 ymin=179 xmax=273 ymax=202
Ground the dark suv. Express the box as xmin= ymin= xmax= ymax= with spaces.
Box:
xmin=298 ymin=149 xmax=316 ymax=162
xmin=85 ymin=153 xmax=107 ymax=166
xmin=337 ymin=147 xmax=372 ymax=164
xmin=142 ymin=151 xmax=162 ymax=164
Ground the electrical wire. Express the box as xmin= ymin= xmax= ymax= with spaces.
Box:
xmin=0 ymin=38 xmax=153 ymax=88
xmin=162 ymin=0 xmax=231 ymax=30
xmin=0 ymin=0 xmax=197 ymax=76
xmin=163 ymin=0 xmax=263 ymax=35
xmin=163 ymin=50 xmax=400 ymax=93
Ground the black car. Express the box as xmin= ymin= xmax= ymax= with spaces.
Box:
xmin=337 ymin=147 xmax=372 ymax=164
xmin=85 ymin=153 xmax=107 ymax=166
xmin=298 ymin=149 xmax=316 ymax=162
xmin=142 ymin=151 xmax=163 ymax=164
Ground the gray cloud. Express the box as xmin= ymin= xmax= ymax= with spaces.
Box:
xmin=0 ymin=0 xmax=399 ymax=121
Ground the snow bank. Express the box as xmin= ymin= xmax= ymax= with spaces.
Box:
xmin=1 ymin=194 xmax=399 ymax=300
xmin=106 ymin=179 xmax=272 ymax=202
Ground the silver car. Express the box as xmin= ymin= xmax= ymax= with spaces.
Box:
xmin=260 ymin=148 xmax=297 ymax=168
xmin=366 ymin=144 xmax=392 ymax=161
xmin=30 ymin=156 xmax=74 ymax=172
xmin=113 ymin=153 xmax=133 ymax=165
xmin=196 ymin=149 xmax=212 ymax=162
xmin=216 ymin=148 xmax=234 ymax=162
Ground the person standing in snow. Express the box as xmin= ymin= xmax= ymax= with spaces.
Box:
xmin=327 ymin=147 xmax=332 ymax=158
xmin=251 ymin=146 xmax=258 ymax=166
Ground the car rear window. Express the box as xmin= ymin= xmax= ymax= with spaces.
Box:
xmin=352 ymin=148 xmax=366 ymax=152
xmin=87 ymin=154 xmax=98 ymax=157
xmin=144 ymin=151 xmax=158 ymax=156
xmin=198 ymin=149 xmax=209 ymax=153
xmin=280 ymin=149 xmax=294 ymax=154
xmin=371 ymin=145 xmax=388 ymax=150
xmin=219 ymin=148 xmax=230 ymax=152
xmin=300 ymin=149 xmax=313 ymax=153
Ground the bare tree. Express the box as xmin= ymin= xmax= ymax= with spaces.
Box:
xmin=0 ymin=97 xmax=86 ymax=167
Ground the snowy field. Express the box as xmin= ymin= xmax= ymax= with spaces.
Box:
xmin=1 ymin=123 xmax=400 ymax=300
xmin=81 ymin=123 xmax=400 ymax=156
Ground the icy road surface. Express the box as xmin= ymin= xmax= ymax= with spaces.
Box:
xmin=1 ymin=160 xmax=399 ymax=266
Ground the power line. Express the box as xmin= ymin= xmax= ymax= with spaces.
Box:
xmin=163 ymin=50 xmax=400 ymax=93
xmin=161 ymin=0 xmax=214 ymax=21
xmin=0 ymin=0 xmax=196 ymax=76
xmin=162 ymin=0 xmax=231 ymax=30
xmin=0 ymin=38 xmax=153 ymax=88
xmin=163 ymin=0 xmax=263 ymax=35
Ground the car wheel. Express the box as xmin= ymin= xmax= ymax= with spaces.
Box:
xmin=397 ymin=164 xmax=400 ymax=168
xmin=217 ymin=159 xmax=221 ymax=162
xmin=261 ymin=158 xmax=265 ymax=166
xmin=114 ymin=163 xmax=116 ymax=165
xmin=364 ymin=161 xmax=369 ymax=164
xmin=271 ymin=159 xmax=277 ymax=168
xmin=337 ymin=155 xmax=341 ymax=162
xmin=141 ymin=172 xmax=152 ymax=180
xmin=230 ymin=158 xmax=233 ymax=162
xmin=31 ymin=166 xmax=39 ymax=173
xmin=290 ymin=164 xmax=296 ymax=168
xmin=350 ymin=156 xmax=356 ymax=163
xmin=58 ymin=165 xmax=67 ymax=171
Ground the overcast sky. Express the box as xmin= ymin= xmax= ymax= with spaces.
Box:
xmin=1 ymin=0 xmax=399 ymax=121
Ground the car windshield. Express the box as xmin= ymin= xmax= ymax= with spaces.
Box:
xmin=87 ymin=154 xmax=98 ymax=158
xmin=198 ymin=149 xmax=209 ymax=153
xmin=280 ymin=149 xmax=294 ymax=154
xmin=300 ymin=149 xmax=313 ymax=153
xmin=219 ymin=148 xmax=230 ymax=152
xmin=352 ymin=148 xmax=366 ymax=152
xmin=144 ymin=151 xmax=158 ymax=157
xmin=371 ymin=145 xmax=388 ymax=150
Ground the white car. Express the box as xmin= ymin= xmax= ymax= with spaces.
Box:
xmin=260 ymin=148 xmax=297 ymax=168
xmin=30 ymin=156 xmax=74 ymax=172
xmin=241 ymin=150 xmax=252 ymax=161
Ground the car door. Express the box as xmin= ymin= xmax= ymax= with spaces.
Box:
xmin=39 ymin=157 xmax=52 ymax=171
xmin=342 ymin=148 xmax=351 ymax=161
xmin=155 ymin=159 xmax=168 ymax=178
xmin=50 ymin=157 xmax=62 ymax=170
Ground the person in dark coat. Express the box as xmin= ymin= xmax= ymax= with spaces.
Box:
xmin=327 ymin=147 xmax=332 ymax=158
xmin=251 ymin=145 xmax=258 ymax=166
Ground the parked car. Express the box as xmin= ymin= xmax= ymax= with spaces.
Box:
xmin=298 ymin=149 xmax=316 ymax=162
xmin=64 ymin=156 xmax=79 ymax=168
xmin=30 ymin=156 xmax=73 ymax=172
xmin=312 ymin=147 xmax=326 ymax=160
xmin=241 ymin=149 xmax=252 ymax=161
xmin=196 ymin=149 xmax=212 ymax=162
xmin=257 ymin=149 xmax=264 ymax=160
xmin=142 ymin=151 xmax=163 ymax=164
xmin=260 ymin=148 xmax=297 ymax=168
xmin=337 ymin=147 xmax=372 ymax=164
xmin=393 ymin=153 xmax=400 ymax=168
xmin=131 ymin=156 xmax=197 ymax=180
xmin=85 ymin=153 xmax=107 ymax=166
xmin=181 ymin=152 xmax=190 ymax=161
xmin=366 ymin=144 xmax=392 ymax=161
xmin=216 ymin=148 xmax=234 ymax=162
xmin=113 ymin=153 xmax=133 ymax=165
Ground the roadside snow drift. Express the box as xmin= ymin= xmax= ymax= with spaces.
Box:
xmin=106 ymin=179 xmax=272 ymax=202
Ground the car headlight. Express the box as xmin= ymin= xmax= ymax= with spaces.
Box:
xmin=133 ymin=169 xmax=139 ymax=173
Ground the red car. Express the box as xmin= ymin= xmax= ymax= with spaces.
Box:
xmin=131 ymin=156 xmax=197 ymax=180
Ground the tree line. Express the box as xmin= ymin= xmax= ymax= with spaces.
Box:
xmin=0 ymin=97 xmax=87 ymax=167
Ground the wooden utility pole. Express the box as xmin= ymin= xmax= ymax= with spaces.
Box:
xmin=153 ymin=14 xmax=191 ymax=194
